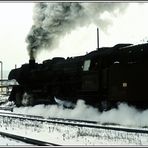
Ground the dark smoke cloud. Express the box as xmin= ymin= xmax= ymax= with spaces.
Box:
xmin=26 ymin=2 xmax=129 ymax=59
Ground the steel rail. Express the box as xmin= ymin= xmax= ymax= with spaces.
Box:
xmin=0 ymin=131 xmax=60 ymax=146
xmin=0 ymin=111 xmax=148 ymax=135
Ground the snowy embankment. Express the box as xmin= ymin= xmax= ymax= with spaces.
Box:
xmin=0 ymin=134 xmax=32 ymax=146
xmin=0 ymin=111 xmax=148 ymax=145
xmin=1 ymin=96 xmax=148 ymax=145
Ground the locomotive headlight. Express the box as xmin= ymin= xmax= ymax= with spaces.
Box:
xmin=123 ymin=82 xmax=127 ymax=88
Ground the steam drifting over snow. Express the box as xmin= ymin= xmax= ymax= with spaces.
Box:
xmin=13 ymin=99 xmax=148 ymax=127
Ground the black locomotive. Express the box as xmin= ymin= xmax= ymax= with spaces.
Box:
xmin=8 ymin=42 xmax=148 ymax=110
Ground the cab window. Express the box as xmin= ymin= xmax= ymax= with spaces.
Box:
xmin=83 ymin=60 xmax=91 ymax=71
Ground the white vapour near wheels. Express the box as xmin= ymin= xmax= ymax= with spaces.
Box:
xmin=21 ymin=92 xmax=34 ymax=106
xmin=98 ymin=100 xmax=112 ymax=112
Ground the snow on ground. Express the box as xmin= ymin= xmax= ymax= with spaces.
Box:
xmin=2 ymin=97 xmax=148 ymax=145
xmin=13 ymin=99 xmax=148 ymax=128
xmin=0 ymin=113 xmax=148 ymax=146
xmin=0 ymin=135 xmax=32 ymax=146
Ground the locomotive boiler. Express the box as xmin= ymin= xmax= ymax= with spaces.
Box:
xmin=8 ymin=42 xmax=148 ymax=111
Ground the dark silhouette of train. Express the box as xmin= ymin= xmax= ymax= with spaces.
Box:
xmin=7 ymin=31 xmax=148 ymax=111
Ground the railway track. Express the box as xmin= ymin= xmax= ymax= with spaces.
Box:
xmin=0 ymin=109 xmax=147 ymax=134
xmin=0 ymin=110 xmax=148 ymax=145
xmin=0 ymin=131 xmax=60 ymax=146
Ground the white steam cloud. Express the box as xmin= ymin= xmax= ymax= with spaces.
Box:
xmin=26 ymin=2 xmax=129 ymax=59
xmin=13 ymin=99 xmax=148 ymax=128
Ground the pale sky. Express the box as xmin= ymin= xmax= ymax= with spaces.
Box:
xmin=0 ymin=2 xmax=148 ymax=76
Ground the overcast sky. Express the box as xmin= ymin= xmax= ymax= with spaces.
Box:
xmin=0 ymin=2 xmax=148 ymax=76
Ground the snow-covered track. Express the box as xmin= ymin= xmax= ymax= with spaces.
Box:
xmin=0 ymin=131 xmax=60 ymax=146
xmin=0 ymin=111 xmax=148 ymax=134
xmin=0 ymin=111 xmax=148 ymax=145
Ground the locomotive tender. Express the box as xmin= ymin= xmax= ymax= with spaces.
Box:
xmin=8 ymin=42 xmax=148 ymax=110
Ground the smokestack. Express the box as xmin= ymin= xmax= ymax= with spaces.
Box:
xmin=29 ymin=49 xmax=35 ymax=66
xmin=97 ymin=28 xmax=99 ymax=50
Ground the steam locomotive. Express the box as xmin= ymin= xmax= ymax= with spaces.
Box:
xmin=8 ymin=42 xmax=148 ymax=111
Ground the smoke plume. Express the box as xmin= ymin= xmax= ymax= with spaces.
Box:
xmin=26 ymin=2 xmax=128 ymax=59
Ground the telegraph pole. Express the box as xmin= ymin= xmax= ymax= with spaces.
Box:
xmin=97 ymin=28 xmax=99 ymax=50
